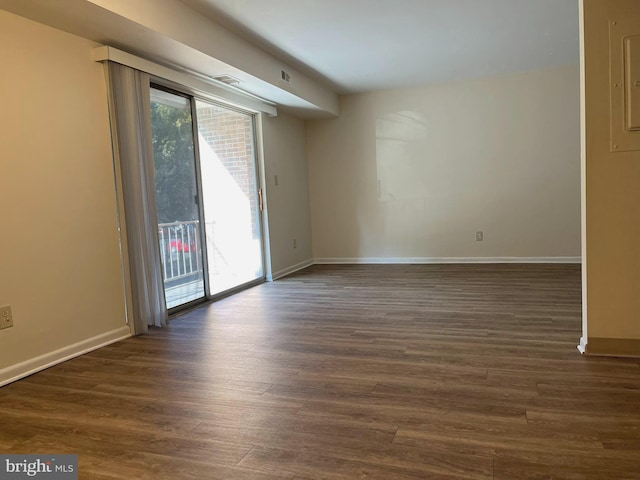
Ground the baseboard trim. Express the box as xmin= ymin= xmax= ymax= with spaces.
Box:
xmin=585 ymin=337 xmax=640 ymax=358
xmin=0 ymin=325 xmax=132 ymax=387
xmin=267 ymin=258 xmax=314 ymax=281
xmin=313 ymin=256 xmax=582 ymax=265
xmin=577 ymin=336 xmax=587 ymax=354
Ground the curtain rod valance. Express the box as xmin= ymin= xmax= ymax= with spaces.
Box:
xmin=93 ymin=45 xmax=277 ymax=117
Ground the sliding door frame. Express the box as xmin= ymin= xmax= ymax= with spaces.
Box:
xmin=194 ymin=95 xmax=267 ymax=301
xmin=150 ymin=82 xmax=209 ymax=314
xmin=150 ymin=76 xmax=267 ymax=312
xmin=188 ymin=95 xmax=212 ymax=306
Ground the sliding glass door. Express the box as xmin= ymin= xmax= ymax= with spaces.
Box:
xmin=195 ymin=100 xmax=264 ymax=296
xmin=150 ymin=87 xmax=206 ymax=309
xmin=150 ymin=85 xmax=264 ymax=309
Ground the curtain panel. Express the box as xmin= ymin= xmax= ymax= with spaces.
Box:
xmin=104 ymin=62 xmax=167 ymax=334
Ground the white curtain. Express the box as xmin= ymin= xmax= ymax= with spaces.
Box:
xmin=105 ymin=61 xmax=167 ymax=334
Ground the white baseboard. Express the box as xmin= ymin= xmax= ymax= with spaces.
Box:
xmin=0 ymin=325 xmax=132 ymax=387
xmin=267 ymin=258 xmax=314 ymax=281
xmin=577 ymin=336 xmax=587 ymax=354
xmin=313 ymin=256 xmax=582 ymax=264
xmin=267 ymin=257 xmax=581 ymax=281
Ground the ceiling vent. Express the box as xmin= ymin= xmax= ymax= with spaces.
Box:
xmin=212 ymin=74 xmax=240 ymax=86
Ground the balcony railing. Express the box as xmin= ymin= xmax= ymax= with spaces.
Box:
xmin=158 ymin=220 xmax=202 ymax=282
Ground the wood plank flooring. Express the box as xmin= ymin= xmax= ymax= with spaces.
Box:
xmin=1 ymin=264 xmax=639 ymax=479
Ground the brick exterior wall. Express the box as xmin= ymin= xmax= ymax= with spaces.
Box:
xmin=197 ymin=104 xmax=259 ymax=238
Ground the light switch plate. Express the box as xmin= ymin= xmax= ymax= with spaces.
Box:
xmin=0 ymin=305 xmax=13 ymax=330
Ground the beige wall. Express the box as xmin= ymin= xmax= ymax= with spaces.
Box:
xmin=307 ymin=65 xmax=581 ymax=261
xmin=261 ymin=112 xmax=313 ymax=277
xmin=583 ymin=0 xmax=640 ymax=344
xmin=0 ymin=11 xmax=128 ymax=381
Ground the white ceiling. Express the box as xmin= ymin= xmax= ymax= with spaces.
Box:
xmin=181 ymin=0 xmax=580 ymax=94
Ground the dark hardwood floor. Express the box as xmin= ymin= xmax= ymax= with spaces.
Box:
xmin=1 ymin=264 xmax=639 ymax=479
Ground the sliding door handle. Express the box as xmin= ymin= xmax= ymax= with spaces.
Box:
xmin=258 ymin=188 xmax=264 ymax=212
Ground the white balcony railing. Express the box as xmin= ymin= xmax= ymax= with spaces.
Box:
xmin=158 ymin=220 xmax=202 ymax=282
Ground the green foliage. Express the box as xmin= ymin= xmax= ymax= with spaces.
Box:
xmin=151 ymin=101 xmax=198 ymax=224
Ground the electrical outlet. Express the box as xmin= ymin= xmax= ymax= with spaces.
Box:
xmin=293 ymin=239 xmax=297 ymax=249
xmin=0 ymin=305 xmax=13 ymax=330
xmin=476 ymin=231 xmax=484 ymax=242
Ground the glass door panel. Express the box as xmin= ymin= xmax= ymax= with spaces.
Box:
xmin=150 ymin=87 xmax=206 ymax=309
xmin=195 ymin=100 xmax=264 ymax=295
